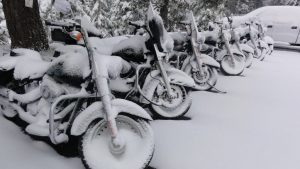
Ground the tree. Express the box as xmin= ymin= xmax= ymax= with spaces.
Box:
xmin=2 ymin=0 xmax=48 ymax=51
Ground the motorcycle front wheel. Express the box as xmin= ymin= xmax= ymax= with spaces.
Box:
xmin=151 ymin=84 xmax=192 ymax=119
xmin=221 ymin=54 xmax=245 ymax=76
xmin=258 ymin=48 xmax=267 ymax=61
xmin=243 ymin=51 xmax=254 ymax=68
xmin=79 ymin=115 xmax=154 ymax=169
xmin=191 ymin=66 xmax=218 ymax=91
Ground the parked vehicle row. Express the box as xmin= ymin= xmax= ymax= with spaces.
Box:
xmin=0 ymin=2 xmax=274 ymax=169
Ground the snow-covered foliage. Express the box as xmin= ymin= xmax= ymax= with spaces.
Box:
xmin=37 ymin=0 xmax=229 ymax=36
xmin=0 ymin=1 xmax=9 ymax=45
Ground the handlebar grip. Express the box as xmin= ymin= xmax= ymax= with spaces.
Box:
xmin=45 ymin=20 xmax=81 ymax=29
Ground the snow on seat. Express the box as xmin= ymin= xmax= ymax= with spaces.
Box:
xmin=0 ymin=48 xmax=50 ymax=80
xmin=94 ymin=53 xmax=131 ymax=80
xmin=51 ymin=43 xmax=88 ymax=56
xmin=111 ymin=35 xmax=147 ymax=63
xmin=90 ymin=36 xmax=129 ymax=55
xmin=47 ymin=52 xmax=91 ymax=86
xmin=14 ymin=58 xmax=50 ymax=81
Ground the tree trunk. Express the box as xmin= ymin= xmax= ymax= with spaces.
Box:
xmin=160 ymin=0 xmax=169 ymax=29
xmin=2 ymin=0 xmax=49 ymax=51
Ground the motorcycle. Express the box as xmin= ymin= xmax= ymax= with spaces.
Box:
xmin=0 ymin=19 xmax=155 ymax=169
xmin=201 ymin=21 xmax=245 ymax=76
xmin=110 ymin=3 xmax=195 ymax=119
xmin=169 ymin=11 xmax=220 ymax=91
xmin=241 ymin=21 xmax=269 ymax=61
xmin=255 ymin=21 xmax=274 ymax=56
xmin=227 ymin=17 xmax=254 ymax=68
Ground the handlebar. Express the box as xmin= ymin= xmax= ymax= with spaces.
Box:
xmin=128 ymin=21 xmax=145 ymax=29
xmin=45 ymin=20 xmax=81 ymax=31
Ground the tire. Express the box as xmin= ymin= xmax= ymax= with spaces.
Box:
xmin=220 ymin=54 xmax=245 ymax=76
xmin=79 ymin=115 xmax=154 ymax=169
xmin=258 ymin=48 xmax=267 ymax=61
xmin=243 ymin=52 xmax=253 ymax=68
xmin=151 ymin=84 xmax=192 ymax=119
xmin=191 ymin=66 xmax=218 ymax=91
xmin=0 ymin=96 xmax=17 ymax=118
xmin=268 ymin=45 xmax=274 ymax=55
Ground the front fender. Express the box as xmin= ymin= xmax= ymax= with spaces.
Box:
xmin=231 ymin=48 xmax=244 ymax=56
xmin=217 ymin=48 xmax=244 ymax=61
xmin=264 ymin=36 xmax=274 ymax=45
xmin=200 ymin=54 xmax=220 ymax=68
xmin=140 ymin=68 xmax=195 ymax=104
xmin=167 ymin=67 xmax=196 ymax=87
xmin=240 ymin=44 xmax=254 ymax=54
xmin=259 ymin=40 xmax=268 ymax=49
xmin=143 ymin=68 xmax=195 ymax=89
xmin=71 ymin=99 xmax=152 ymax=136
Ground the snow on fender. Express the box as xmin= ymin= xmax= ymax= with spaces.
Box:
xmin=71 ymin=99 xmax=152 ymax=136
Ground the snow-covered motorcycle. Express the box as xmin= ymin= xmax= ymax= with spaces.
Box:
xmin=0 ymin=20 xmax=155 ymax=169
xmin=202 ymin=21 xmax=245 ymax=76
xmin=241 ymin=21 xmax=269 ymax=61
xmin=255 ymin=21 xmax=274 ymax=56
xmin=227 ymin=17 xmax=254 ymax=68
xmin=111 ymin=4 xmax=195 ymax=119
xmin=169 ymin=12 xmax=219 ymax=91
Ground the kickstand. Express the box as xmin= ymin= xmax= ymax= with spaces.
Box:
xmin=208 ymin=83 xmax=227 ymax=94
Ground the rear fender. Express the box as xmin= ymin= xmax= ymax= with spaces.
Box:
xmin=71 ymin=99 xmax=152 ymax=136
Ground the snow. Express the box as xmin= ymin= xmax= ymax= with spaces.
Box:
xmin=0 ymin=48 xmax=43 ymax=71
xmin=82 ymin=117 xmax=153 ymax=169
xmin=90 ymin=36 xmax=129 ymax=55
xmin=75 ymin=15 xmax=102 ymax=36
xmin=2 ymin=49 xmax=300 ymax=169
xmin=48 ymin=51 xmax=91 ymax=80
xmin=229 ymin=6 xmax=300 ymax=28
xmin=111 ymin=35 xmax=147 ymax=56
xmin=0 ymin=115 xmax=84 ymax=169
xmin=53 ymin=0 xmax=72 ymax=15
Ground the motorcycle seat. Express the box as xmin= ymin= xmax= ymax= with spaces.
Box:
xmin=14 ymin=58 xmax=50 ymax=80
xmin=0 ymin=49 xmax=50 ymax=81
xmin=111 ymin=35 xmax=147 ymax=63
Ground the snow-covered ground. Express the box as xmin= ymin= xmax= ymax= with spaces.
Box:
xmin=1 ymin=49 xmax=300 ymax=169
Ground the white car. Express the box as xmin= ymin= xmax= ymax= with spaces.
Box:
xmin=231 ymin=6 xmax=300 ymax=45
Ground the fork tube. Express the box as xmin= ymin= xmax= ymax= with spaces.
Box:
xmin=249 ymin=26 xmax=259 ymax=55
xmin=82 ymin=27 xmax=119 ymax=139
xmin=223 ymin=31 xmax=234 ymax=58
xmin=95 ymin=76 xmax=118 ymax=138
xmin=191 ymin=40 xmax=205 ymax=75
xmin=153 ymin=44 xmax=173 ymax=96
xmin=157 ymin=59 xmax=173 ymax=96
